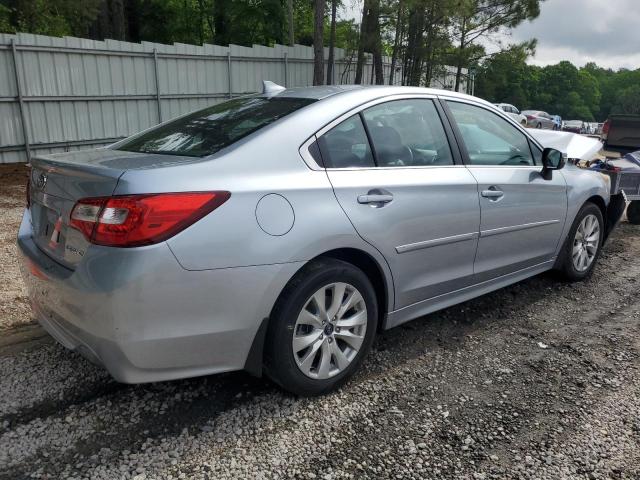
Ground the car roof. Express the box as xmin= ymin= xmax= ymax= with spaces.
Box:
xmin=262 ymin=84 xmax=493 ymax=106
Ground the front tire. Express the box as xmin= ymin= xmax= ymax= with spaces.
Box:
xmin=558 ymin=203 xmax=603 ymax=281
xmin=264 ymin=259 xmax=378 ymax=396
xmin=536 ymin=122 xmax=542 ymax=129
xmin=627 ymin=201 xmax=640 ymax=225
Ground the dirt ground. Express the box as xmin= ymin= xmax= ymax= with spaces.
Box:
xmin=1 ymin=163 xmax=639 ymax=479
xmin=0 ymin=165 xmax=30 ymax=331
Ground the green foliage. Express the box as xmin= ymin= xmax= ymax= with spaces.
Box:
xmin=0 ymin=3 xmax=14 ymax=33
xmin=1 ymin=0 xmax=101 ymax=37
xmin=476 ymin=46 xmax=639 ymax=121
xmin=612 ymin=84 xmax=640 ymax=115
xmin=0 ymin=0 xmax=359 ymax=50
xmin=0 ymin=0 xmax=635 ymax=113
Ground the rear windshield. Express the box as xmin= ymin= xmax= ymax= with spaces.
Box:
xmin=115 ymin=96 xmax=316 ymax=157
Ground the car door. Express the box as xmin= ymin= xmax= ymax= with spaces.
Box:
xmin=319 ymin=97 xmax=480 ymax=309
xmin=444 ymin=99 xmax=568 ymax=282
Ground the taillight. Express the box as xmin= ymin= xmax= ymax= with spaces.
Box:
xmin=70 ymin=192 xmax=230 ymax=247
xmin=602 ymin=119 xmax=610 ymax=135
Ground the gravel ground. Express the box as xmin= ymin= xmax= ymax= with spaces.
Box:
xmin=0 ymin=165 xmax=30 ymax=330
xmin=1 ymin=164 xmax=639 ymax=479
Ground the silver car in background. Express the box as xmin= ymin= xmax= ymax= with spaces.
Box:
xmin=494 ymin=103 xmax=527 ymax=126
xmin=18 ymin=84 xmax=621 ymax=396
xmin=522 ymin=110 xmax=557 ymax=129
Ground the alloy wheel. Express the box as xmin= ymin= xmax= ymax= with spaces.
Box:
xmin=572 ymin=213 xmax=600 ymax=272
xmin=292 ymin=282 xmax=367 ymax=379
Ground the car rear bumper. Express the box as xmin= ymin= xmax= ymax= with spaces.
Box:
xmin=17 ymin=209 xmax=303 ymax=383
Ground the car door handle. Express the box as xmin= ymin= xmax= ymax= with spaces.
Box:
xmin=481 ymin=189 xmax=504 ymax=199
xmin=357 ymin=194 xmax=394 ymax=205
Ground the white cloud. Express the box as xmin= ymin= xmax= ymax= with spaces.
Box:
xmin=495 ymin=0 xmax=640 ymax=69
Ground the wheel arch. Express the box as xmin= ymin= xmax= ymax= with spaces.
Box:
xmin=314 ymin=248 xmax=391 ymax=330
xmin=585 ymin=194 xmax=606 ymax=218
xmin=244 ymin=246 xmax=394 ymax=377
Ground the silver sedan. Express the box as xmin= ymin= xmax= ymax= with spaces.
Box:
xmin=18 ymin=84 xmax=622 ymax=396
xmin=522 ymin=110 xmax=557 ymax=129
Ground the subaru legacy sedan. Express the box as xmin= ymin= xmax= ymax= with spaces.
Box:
xmin=18 ymin=84 xmax=621 ymax=396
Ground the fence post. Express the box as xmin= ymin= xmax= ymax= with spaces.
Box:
xmin=284 ymin=52 xmax=288 ymax=87
xmin=227 ymin=50 xmax=232 ymax=99
xmin=11 ymin=39 xmax=31 ymax=163
xmin=152 ymin=48 xmax=163 ymax=123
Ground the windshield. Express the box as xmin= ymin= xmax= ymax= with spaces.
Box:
xmin=115 ymin=96 xmax=316 ymax=157
xmin=566 ymin=120 xmax=582 ymax=126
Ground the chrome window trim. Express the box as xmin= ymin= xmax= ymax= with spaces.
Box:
xmin=438 ymin=95 xmax=546 ymax=152
xmin=299 ymin=135 xmax=323 ymax=171
xmin=464 ymin=165 xmax=543 ymax=170
xmin=299 ymin=93 xmax=462 ymax=171
xmin=319 ymin=164 xmax=469 ymax=172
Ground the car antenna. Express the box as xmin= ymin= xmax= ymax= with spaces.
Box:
xmin=262 ymin=80 xmax=286 ymax=97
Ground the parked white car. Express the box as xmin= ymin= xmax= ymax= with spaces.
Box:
xmin=494 ymin=103 xmax=528 ymax=126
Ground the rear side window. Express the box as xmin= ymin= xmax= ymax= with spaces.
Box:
xmin=447 ymin=101 xmax=536 ymax=166
xmin=318 ymin=115 xmax=375 ymax=168
xmin=116 ymin=96 xmax=315 ymax=157
xmin=362 ymin=99 xmax=453 ymax=166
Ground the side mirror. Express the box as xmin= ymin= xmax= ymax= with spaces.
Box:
xmin=541 ymin=147 xmax=565 ymax=179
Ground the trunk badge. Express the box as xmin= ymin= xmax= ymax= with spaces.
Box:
xmin=35 ymin=172 xmax=47 ymax=190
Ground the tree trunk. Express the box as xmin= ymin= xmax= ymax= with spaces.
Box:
xmin=356 ymin=0 xmax=383 ymax=85
xmin=110 ymin=0 xmax=126 ymax=40
xmin=326 ymin=0 xmax=337 ymax=84
xmin=287 ymin=0 xmax=294 ymax=46
xmin=370 ymin=0 xmax=384 ymax=85
xmin=355 ymin=0 xmax=371 ymax=84
xmin=214 ymin=0 xmax=230 ymax=45
xmin=404 ymin=5 xmax=425 ymax=86
xmin=312 ymin=0 xmax=325 ymax=86
xmin=389 ymin=0 xmax=403 ymax=85
xmin=454 ymin=20 xmax=466 ymax=92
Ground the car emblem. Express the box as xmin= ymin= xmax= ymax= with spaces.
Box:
xmin=35 ymin=172 xmax=47 ymax=190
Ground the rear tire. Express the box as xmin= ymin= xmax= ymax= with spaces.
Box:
xmin=627 ymin=201 xmax=640 ymax=225
xmin=536 ymin=122 xmax=542 ymax=129
xmin=557 ymin=202 xmax=603 ymax=281
xmin=264 ymin=259 xmax=378 ymax=396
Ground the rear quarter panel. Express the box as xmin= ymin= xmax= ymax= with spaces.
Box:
xmin=112 ymin=112 xmax=396 ymax=308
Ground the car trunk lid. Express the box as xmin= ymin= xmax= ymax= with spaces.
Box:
xmin=28 ymin=151 xmax=127 ymax=268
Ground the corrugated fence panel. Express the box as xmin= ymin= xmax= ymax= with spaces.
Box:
xmin=0 ymin=34 xmax=413 ymax=164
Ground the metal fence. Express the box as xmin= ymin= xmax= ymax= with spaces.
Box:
xmin=0 ymin=33 xmax=399 ymax=164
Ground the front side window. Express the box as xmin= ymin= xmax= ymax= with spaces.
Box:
xmin=116 ymin=96 xmax=315 ymax=157
xmin=317 ymin=115 xmax=375 ymax=168
xmin=362 ymin=99 xmax=453 ymax=166
xmin=447 ymin=101 xmax=536 ymax=166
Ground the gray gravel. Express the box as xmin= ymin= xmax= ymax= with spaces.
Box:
xmin=1 ymin=167 xmax=639 ymax=479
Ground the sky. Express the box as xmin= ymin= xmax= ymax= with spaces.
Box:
xmin=339 ymin=0 xmax=640 ymax=71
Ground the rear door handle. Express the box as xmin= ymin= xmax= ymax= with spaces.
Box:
xmin=357 ymin=194 xmax=394 ymax=205
xmin=481 ymin=188 xmax=504 ymax=200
